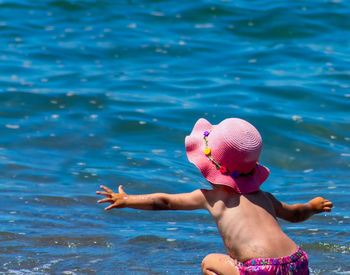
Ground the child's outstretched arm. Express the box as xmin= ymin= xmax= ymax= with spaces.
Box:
xmin=265 ymin=192 xmax=333 ymax=223
xmin=96 ymin=185 xmax=207 ymax=211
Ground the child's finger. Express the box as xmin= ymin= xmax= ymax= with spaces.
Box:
xmin=98 ymin=198 xmax=114 ymax=204
xmin=105 ymin=204 xmax=116 ymax=211
xmin=100 ymin=185 xmax=113 ymax=193
xmin=96 ymin=191 xmax=109 ymax=196
xmin=118 ymin=185 xmax=125 ymax=194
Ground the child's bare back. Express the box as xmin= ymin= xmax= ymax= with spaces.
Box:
xmin=202 ymin=187 xmax=298 ymax=262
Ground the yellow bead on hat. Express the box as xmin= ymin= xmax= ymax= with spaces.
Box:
xmin=204 ymin=148 xmax=211 ymax=156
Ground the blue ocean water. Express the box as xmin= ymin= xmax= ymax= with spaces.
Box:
xmin=0 ymin=0 xmax=349 ymax=274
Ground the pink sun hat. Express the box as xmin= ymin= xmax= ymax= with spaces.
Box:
xmin=185 ymin=118 xmax=270 ymax=194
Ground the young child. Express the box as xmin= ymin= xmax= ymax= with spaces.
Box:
xmin=97 ymin=118 xmax=333 ymax=275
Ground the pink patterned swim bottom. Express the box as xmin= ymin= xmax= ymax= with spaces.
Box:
xmin=236 ymin=247 xmax=309 ymax=275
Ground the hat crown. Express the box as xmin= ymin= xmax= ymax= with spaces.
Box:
xmin=208 ymin=118 xmax=262 ymax=173
xmin=185 ymin=117 xmax=269 ymax=194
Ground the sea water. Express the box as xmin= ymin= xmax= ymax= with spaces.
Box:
xmin=0 ymin=1 xmax=349 ymax=274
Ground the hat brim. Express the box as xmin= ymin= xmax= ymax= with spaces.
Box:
xmin=185 ymin=118 xmax=269 ymax=194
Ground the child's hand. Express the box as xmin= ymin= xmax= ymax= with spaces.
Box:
xmin=309 ymin=197 xmax=333 ymax=214
xmin=96 ymin=185 xmax=128 ymax=210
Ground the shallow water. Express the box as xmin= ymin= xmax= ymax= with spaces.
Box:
xmin=0 ymin=0 xmax=349 ymax=274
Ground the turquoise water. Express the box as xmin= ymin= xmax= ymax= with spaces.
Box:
xmin=0 ymin=0 xmax=349 ymax=274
